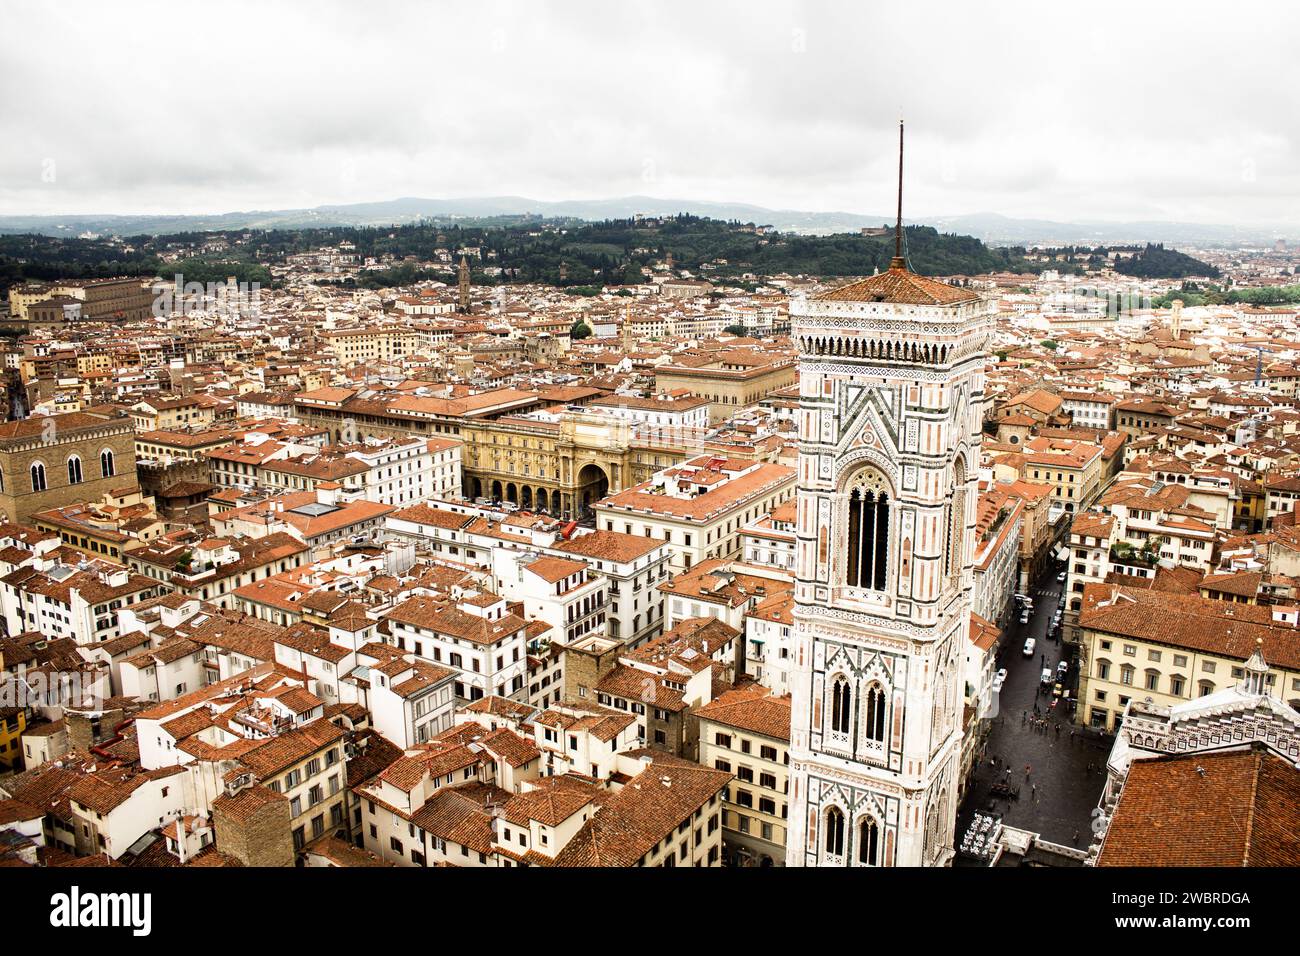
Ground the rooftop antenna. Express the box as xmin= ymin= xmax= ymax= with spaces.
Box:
xmin=892 ymin=118 xmax=906 ymax=270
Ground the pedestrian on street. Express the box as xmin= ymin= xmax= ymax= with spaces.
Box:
xmin=1072 ymin=829 xmax=1079 ymax=845
xmin=1024 ymin=764 xmax=1031 ymax=780
xmin=1054 ymin=723 xmax=1061 ymax=737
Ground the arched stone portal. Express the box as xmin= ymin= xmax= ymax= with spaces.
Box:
xmin=576 ymin=463 xmax=610 ymax=519
xmin=506 ymin=483 xmax=518 ymax=506
xmin=536 ymin=488 xmax=549 ymax=512
xmin=521 ymin=486 xmax=533 ymax=510
xmin=491 ymin=480 xmax=503 ymax=501
xmin=468 ymin=477 xmax=482 ymax=500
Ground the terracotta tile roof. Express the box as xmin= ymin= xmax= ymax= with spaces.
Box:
xmin=385 ymin=595 xmax=525 ymax=646
xmin=524 ymin=556 xmax=587 ymax=584
xmin=658 ymin=561 xmax=792 ymax=610
xmin=211 ymin=783 xmax=288 ymax=823
xmin=1080 ymin=583 xmax=1300 ymax=668
xmin=552 ymin=761 xmax=731 ymax=866
xmin=236 ymin=720 xmax=346 ymax=778
xmin=694 ymin=684 xmax=791 ymax=741
xmin=1097 ymin=747 xmax=1300 ymax=866
xmin=554 ymin=530 xmax=662 ymax=564
xmin=409 ymin=782 xmax=508 ymax=853
xmin=387 ymin=503 xmax=476 ymax=531
xmin=816 ymin=265 xmax=981 ymax=306
xmin=597 ymin=463 xmax=794 ymax=522
xmin=500 ymin=776 xmax=597 ymax=828
xmin=1201 ymin=570 xmax=1264 ymax=599
xmin=968 ymin=612 xmax=1001 ymax=652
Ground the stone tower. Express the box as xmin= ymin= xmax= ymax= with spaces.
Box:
xmin=458 ymin=256 xmax=472 ymax=314
xmin=785 ymin=123 xmax=992 ymax=867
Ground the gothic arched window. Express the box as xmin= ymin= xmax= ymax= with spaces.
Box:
xmin=844 ymin=469 xmax=890 ymax=591
xmin=825 ymin=807 xmax=845 ymax=857
xmin=830 ymin=677 xmax=852 ymax=735
xmin=100 ymin=449 xmax=115 ymax=478
xmin=30 ymin=462 xmax=47 ymax=492
xmin=932 ymin=667 xmax=950 ymax=740
xmin=945 ymin=457 xmax=967 ymax=582
xmin=67 ymin=455 xmax=83 ymax=485
xmin=858 ymin=817 xmax=880 ymax=866
xmin=864 ymin=683 xmax=887 ymax=742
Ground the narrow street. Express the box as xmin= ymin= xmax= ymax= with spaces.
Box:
xmin=958 ymin=568 xmax=1111 ymax=854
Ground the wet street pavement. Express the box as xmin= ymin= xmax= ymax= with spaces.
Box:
xmin=958 ymin=571 xmax=1111 ymax=852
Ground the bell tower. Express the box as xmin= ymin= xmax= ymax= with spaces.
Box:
xmin=785 ymin=123 xmax=992 ymax=867
xmin=458 ymin=255 xmax=472 ymax=314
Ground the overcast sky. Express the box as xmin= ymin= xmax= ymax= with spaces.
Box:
xmin=1 ymin=0 xmax=1296 ymax=226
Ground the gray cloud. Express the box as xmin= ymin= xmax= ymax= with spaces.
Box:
xmin=0 ymin=0 xmax=1295 ymax=227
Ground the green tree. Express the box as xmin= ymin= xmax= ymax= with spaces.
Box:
xmin=570 ymin=320 xmax=592 ymax=340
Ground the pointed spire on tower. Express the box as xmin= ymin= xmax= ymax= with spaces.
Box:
xmin=891 ymin=118 xmax=907 ymax=271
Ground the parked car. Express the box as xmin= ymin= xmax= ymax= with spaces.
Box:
xmin=1023 ymin=638 xmax=1036 ymax=657
xmin=1057 ymin=571 xmax=1067 ymax=582
xmin=1057 ymin=660 xmax=1069 ymax=678
xmin=992 ymin=670 xmax=1007 ymax=693
xmin=1040 ymin=667 xmax=1054 ymax=686
xmin=1019 ymin=610 xmax=1030 ymax=625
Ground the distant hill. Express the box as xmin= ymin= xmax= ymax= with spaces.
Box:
xmin=0 ymin=215 xmax=1226 ymax=294
xmin=0 ymin=196 xmax=1287 ymax=246
xmin=1113 ymin=243 xmax=1221 ymax=280
xmin=0 ymin=214 xmax=1054 ymax=293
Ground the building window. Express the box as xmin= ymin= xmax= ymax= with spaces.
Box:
xmin=30 ymin=462 xmax=46 ymax=492
xmin=100 ymin=449 xmax=115 ymax=478
xmin=944 ymin=457 xmax=967 ymax=582
xmin=824 ymin=806 xmax=845 ymax=858
xmin=844 ymin=470 xmax=890 ymax=591
xmin=858 ymin=817 xmax=880 ymax=866
xmin=830 ymin=677 xmax=852 ymax=735
xmin=67 ymin=456 xmax=83 ymax=485
xmin=864 ymin=682 xmax=886 ymax=742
